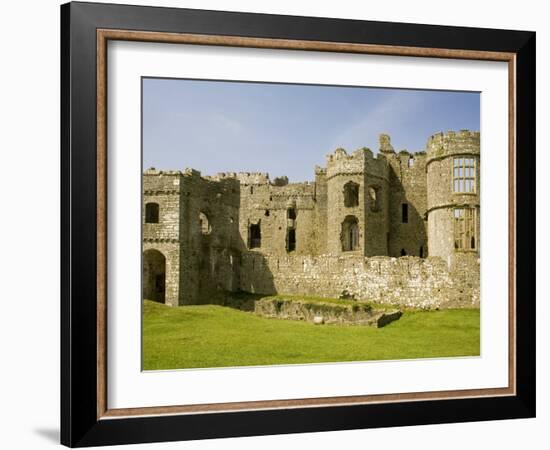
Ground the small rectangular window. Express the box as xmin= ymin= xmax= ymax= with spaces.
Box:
xmin=249 ymin=223 xmax=261 ymax=248
xmin=401 ymin=203 xmax=408 ymax=223
xmin=145 ymin=203 xmax=159 ymax=223
xmin=452 ymin=157 xmax=476 ymax=193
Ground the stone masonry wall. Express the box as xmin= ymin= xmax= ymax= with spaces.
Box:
xmin=387 ymin=151 xmax=428 ymax=257
xmin=426 ymin=130 xmax=480 ymax=262
xmin=239 ymin=253 xmax=479 ymax=309
xmin=143 ymin=130 xmax=480 ymax=309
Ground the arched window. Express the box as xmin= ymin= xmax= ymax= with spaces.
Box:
xmin=343 ymin=182 xmax=359 ymax=207
xmin=199 ymin=212 xmax=211 ymax=234
xmin=341 ymin=216 xmax=360 ymax=251
xmin=145 ymin=202 xmax=159 ymax=223
xmin=453 ymin=208 xmax=477 ymax=250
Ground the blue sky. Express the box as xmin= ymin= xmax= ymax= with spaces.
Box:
xmin=143 ymin=78 xmax=479 ymax=182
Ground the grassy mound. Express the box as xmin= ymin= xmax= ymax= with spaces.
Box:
xmin=142 ymin=300 xmax=480 ymax=370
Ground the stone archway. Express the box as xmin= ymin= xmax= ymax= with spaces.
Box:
xmin=341 ymin=215 xmax=360 ymax=252
xmin=143 ymin=249 xmax=166 ymax=303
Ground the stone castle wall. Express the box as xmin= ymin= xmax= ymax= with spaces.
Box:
xmin=387 ymin=151 xmax=428 ymax=257
xmin=142 ymin=130 xmax=481 ymax=308
xmin=426 ymin=130 xmax=480 ymax=262
xmin=239 ymin=252 xmax=479 ymax=309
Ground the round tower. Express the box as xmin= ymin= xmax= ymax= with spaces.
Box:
xmin=426 ymin=130 xmax=480 ymax=266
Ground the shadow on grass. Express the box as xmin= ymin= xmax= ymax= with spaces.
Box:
xmin=221 ymin=291 xmax=266 ymax=312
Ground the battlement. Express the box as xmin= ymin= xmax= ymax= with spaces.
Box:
xmin=386 ymin=149 xmax=427 ymax=164
xmin=326 ymin=146 xmax=388 ymax=180
xmin=426 ymin=129 xmax=480 ymax=162
xmin=144 ymin=167 xmax=184 ymax=176
xmin=236 ymin=172 xmax=271 ymax=185
xmin=269 ymin=181 xmax=316 ymax=196
xmin=314 ymin=166 xmax=327 ymax=176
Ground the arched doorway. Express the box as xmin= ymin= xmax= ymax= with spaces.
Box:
xmin=143 ymin=249 xmax=166 ymax=303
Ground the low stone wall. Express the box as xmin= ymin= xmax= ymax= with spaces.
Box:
xmin=240 ymin=254 xmax=479 ymax=309
xmin=254 ymin=297 xmax=402 ymax=327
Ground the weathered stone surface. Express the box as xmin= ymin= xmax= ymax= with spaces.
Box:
xmin=254 ymin=297 xmax=401 ymax=327
xmin=240 ymin=254 xmax=479 ymax=309
xmin=142 ymin=130 xmax=480 ymax=310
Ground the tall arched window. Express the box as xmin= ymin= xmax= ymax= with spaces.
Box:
xmin=341 ymin=215 xmax=360 ymax=251
xmin=145 ymin=202 xmax=159 ymax=223
xmin=343 ymin=182 xmax=359 ymax=207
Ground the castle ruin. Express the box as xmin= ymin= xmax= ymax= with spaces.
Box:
xmin=143 ymin=131 xmax=480 ymax=309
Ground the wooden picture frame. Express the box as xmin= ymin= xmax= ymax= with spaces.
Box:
xmin=61 ymin=1 xmax=535 ymax=447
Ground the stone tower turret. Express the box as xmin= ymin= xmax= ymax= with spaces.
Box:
xmin=426 ymin=130 xmax=480 ymax=266
xmin=325 ymin=147 xmax=390 ymax=256
xmin=379 ymin=133 xmax=395 ymax=154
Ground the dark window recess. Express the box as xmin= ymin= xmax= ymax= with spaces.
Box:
xmin=155 ymin=274 xmax=165 ymax=293
xmin=287 ymin=229 xmax=296 ymax=252
xmin=265 ymin=210 xmax=270 ymax=216
xmin=145 ymin=203 xmax=159 ymax=223
xmin=402 ymin=203 xmax=409 ymax=223
xmin=343 ymin=182 xmax=359 ymax=207
xmin=249 ymin=223 xmax=261 ymax=248
xmin=341 ymin=216 xmax=360 ymax=251
xmin=419 ymin=246 xmax=424 ymax=258
xmin=287 ymin=208 xmax=296 ymax=220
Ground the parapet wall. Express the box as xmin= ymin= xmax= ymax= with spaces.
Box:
xmin=239 ymin=253 xmax=479 ymax=309
xmin=426 ymin=130 xmax=480 ymax=163
xmin=326 ymin=147 xmax=388 ymax=181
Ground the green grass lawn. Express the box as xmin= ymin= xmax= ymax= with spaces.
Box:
xmin=142 ymin=300 xmax=480 ymax=370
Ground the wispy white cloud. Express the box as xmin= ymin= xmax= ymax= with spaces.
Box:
xmin=211 ymin=113 xmax=244 ymax=136
xmin=329 ymin=91 xmax=427 ymax=153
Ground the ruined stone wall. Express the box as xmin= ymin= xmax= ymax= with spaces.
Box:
xmin=180 ymin=170 xmax=241 ymax=304
xmin=386 ymin=151 xmax=428 ymax=257
xmin=143 ymin=170 xmax=183 ymax=241
xmin=236 ymin=172 xmax=318 ymax=255
xmin=426 ymin=130 xmax=480 ymax=263
xmin=239 ymin=253 xmax=479 ymax=309
xmin=364 ymin=157 xmax=391 ymax=256
xmin=143 ymin=170 xmax=184 ymax=306
xmin=143 ymin=242 xmax=180 ymax=306
xmin=143 ymin=129 xmax=480 ymax=308
xmin=313 ymin=167 xmax=328 ymax=254
xmin=325 ymin=147 xmax=389 ymax=256
xmin=142 ymin=168 xmax=243 ymax=305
